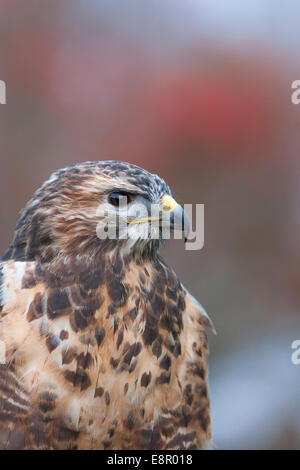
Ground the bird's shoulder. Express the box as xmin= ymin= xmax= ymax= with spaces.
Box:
xmin=0 ymin=259 xmax=59 ymax=449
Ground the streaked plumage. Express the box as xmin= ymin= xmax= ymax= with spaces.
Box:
xmin=0 ymin=161 xmax=213 ymax=449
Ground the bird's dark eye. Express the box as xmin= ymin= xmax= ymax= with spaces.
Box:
xmin=108 ymin=192 xmax=133 ymax=207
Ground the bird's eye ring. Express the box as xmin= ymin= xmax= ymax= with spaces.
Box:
xmin=108 ymin=192 xmax=133 ymax=207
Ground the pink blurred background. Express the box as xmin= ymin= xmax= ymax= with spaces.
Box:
xmin=1 ymin=0 xmax=300 ymax=449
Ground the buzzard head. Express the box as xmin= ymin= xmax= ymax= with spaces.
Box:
xmin=3 ymin=161 xmax=189 ymax=262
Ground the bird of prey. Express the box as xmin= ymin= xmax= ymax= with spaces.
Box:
xmin=0 ymin=161 xmax=213 ymax=450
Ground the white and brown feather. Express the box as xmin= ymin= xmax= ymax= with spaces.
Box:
xmin=0 ymin=161 xmax=212 ymax=449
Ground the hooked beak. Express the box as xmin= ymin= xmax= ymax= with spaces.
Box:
xmin=127 ymin=194 xmax=190 ymax=242
xmin=160 ymin=194 xmax=190 ymax=242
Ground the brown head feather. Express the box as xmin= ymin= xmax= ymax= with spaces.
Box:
xmin=2 ymin=161 xmax=171 ymax=262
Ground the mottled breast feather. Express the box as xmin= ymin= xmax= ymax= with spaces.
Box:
xmin=0 ymin=254 xmax=212 ymax=450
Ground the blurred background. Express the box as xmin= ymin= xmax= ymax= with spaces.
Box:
xmin=0 ymin=0 xmax=300 ymax=449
